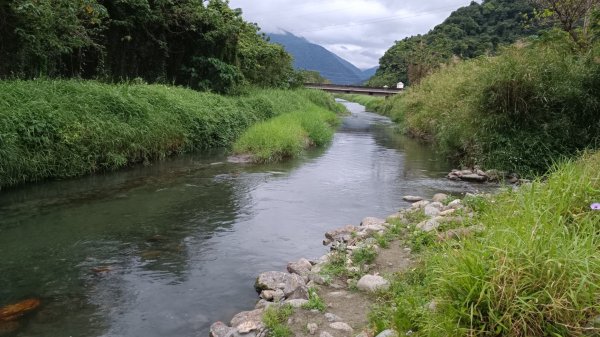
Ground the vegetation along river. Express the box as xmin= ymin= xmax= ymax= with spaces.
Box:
xmin=0 ymin=101 xmax=488 ymax=337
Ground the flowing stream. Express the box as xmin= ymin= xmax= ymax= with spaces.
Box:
xmin=0 ymin=101 xmax=490 ymax=337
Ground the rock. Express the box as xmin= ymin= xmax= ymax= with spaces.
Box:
xmin=361 ymin=217 xmax=386 ymax=227
xmin=386 ymin=212 xmax=405 ymax=222
xmin=273 ymin=289 xmax=285 ymax=302
xmin=320 ymin=332 xmax=334 ymax=337
xmin=461 ymin=174 xmax=487 ymax=183
xmin=460 ymin=169 xmax=473 ymax=175
xmin=308 ymin=273 xmax=327 ymax=285
xmin=227 ymin=154 xmax=254 ymax=164
xmin=325 ymin=225 xmax=358 ymax=243
xmin=255 ymin=271 xmax=289 ymax=291
xmin=432 ymin=193 xmax=448 ymax=203
xmin=355 ymin=332 xmax=370 ymax=337
xmin=356 ymin=275 xmax=389 ymax=292
xmin=260 ymin=290 xmax=275 ymax=301
xmin=411 ymin=200 xmax=430 ymax=209
xmin=283 ymin=273 xmax=308 ymax=300
xmin=437 ymin=226 xmax=484 ymax=241
xmin=209 ymin=321 xmax=236 ymax=337
xmin=287 ymin=258 xmax=313 ymax=281
xmin=439 ymin=209 xmax=456 ymax=216
xmin=236 ymin=320 xmax=262 ymax=334
xmin=0 ymin=298 xmax=41 ymax=321
xmin=360 ymin=224 xmax=386 ymax=235
xmin=329 ymin=322 xmax=354 ymax=333
xmin=230 ymin=309 xmax=264 ymax=329
xmin=416 ymin=218 xmax=440 ymax=232
xmin=447 ymin=199 xmax=462 ymax=208
xmin=286 ymin=299 xmax=309 ymax=308
xmin=402 ymin=195 xmax=423 ymax=202
xmin=307 ymin=323 xmax=318 ymax=335
xmin=324 ymin=313 xmax=343 ymax=322
xmin=255 ymin=299 xmax=275 ymax=310
xmin=423 ymin=202 xmax=443 ymax=217
xmin=376 ymin=329 xmax=399 ymax=337
xmin=427 ymin=300 xmax=438 ymax=312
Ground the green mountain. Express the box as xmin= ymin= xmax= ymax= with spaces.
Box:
xmin=368 ymin=0 xmax=540 ymax=87
xmin=268 ymin=32 xmax=374 ymax=85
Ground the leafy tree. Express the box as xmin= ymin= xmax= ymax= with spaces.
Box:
xmin=531 ymin=0 xmax=600 ymax=47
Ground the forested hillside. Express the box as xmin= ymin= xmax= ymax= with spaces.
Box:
xmin=368 ymin=0 xmax=540 ymax=87
xmin=0 ymin=0 xmax=295 ymax=93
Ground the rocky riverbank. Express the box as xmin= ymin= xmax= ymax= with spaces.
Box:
xmin=209 ymin=193 xmax=482 ymax=337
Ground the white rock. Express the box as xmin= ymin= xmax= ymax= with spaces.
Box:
xmin=320 ymin=332 xmax=334 ymax=337
xmin=416 ymin=218 xmax=440 ymax=232
xmin=329 ymin=322 xmax=354 ymax=333
xmin=307 ymin=323 xmax=318 ymax=335
xmin=361 ymin=217 xmax=386 ymax=227
xmin=424 ymin=202 xmax=444 ymax=217
xmin=285 ymin=299 xmax=309 ymax=308
xmin=356 ymin=275 xmax=389 ymax=292
xmin=324 ymin=313 xmax=343 ymax=322
xmin=411 ymin=200 xmax=430 ymax=209
xmin=439 ymin=209 xmax=456 ymax=216
xmin=448 ymin=199 xmax=462 ymax=208
xmin=376 ymin=329 xmax=399 ymax=337
xmin=402 ymin=195 xmax=423 ymax=202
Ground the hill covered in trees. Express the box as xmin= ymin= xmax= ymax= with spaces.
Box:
xmin=0 ymin=0 xmax=296 ymax=93
xmin=368 ymin=0 xmax=541 ymax=87
xmin=268 ymin=32 xmax=374 ymax=85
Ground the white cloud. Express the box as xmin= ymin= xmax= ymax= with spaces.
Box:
xmin=229 ymin=0 xmax=475 ymax=69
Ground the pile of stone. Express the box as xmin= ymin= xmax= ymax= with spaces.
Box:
xmin=446 ymin=168 xmax=529 ymax=185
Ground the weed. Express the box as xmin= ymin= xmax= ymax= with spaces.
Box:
xmin=263 ymin=304 xmax=294 ymax=337
xmin=301 ymin=288 xmax=326 ymax=312
xmin=352 ymin=246 xmax=377 ymax=265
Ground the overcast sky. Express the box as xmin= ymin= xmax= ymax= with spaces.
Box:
xmin=228 ymin=0 xmax=476 ymax=69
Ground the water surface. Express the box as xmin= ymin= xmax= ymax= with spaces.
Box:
xmin=0 ymin=101 xmax=489 ymax=337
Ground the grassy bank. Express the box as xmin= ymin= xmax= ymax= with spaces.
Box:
xmin=0 ymin=80 xmax=340 ymax=188
xmin=336 ymin=95 xmax=396 ymax=118
xmin=369 ymin=151 xmax=600 ymax=337
xmin=233 ymin=104 xmax=342 ymax=162
xmin=345 ymin=35 xmax=600 ymax=176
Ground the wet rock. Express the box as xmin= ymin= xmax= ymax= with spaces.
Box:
xmin=325 ymin=225 xmax=358 ymax=243
xmin=329 ymin=322 xmax=353 ymax=333
xmin=432 ymin=193 xmax=448 ymax=203
xmin=356 ymin=275 xmax=389 ymax=292
xmin=411 ymin=200 xmax=430 ymax=209
xmin=416 ymin=218 xmax=440 ymax=232
xmin=461 ymin=174 xmax=487 ymax=183
xmin=285 ymin=299 xmax=308 ymax=308
xmin=307 ymin=323 xmax=318 ymax=335
xmin=0 ymin=298 xmax=41 ymax=321
xmin=402 ymin=196 xmax=423 ymax=202
xmin=320 ymin=332 xmax=334 ymax=337
xmin=376 ymin=329 xmax=399 ymax=337
xmin=324 ymin=313 xmax=343 ymax=322
xmin=227 ymin=154 xmax=255 ymax=164
xmin=209 ymin=321 xmax=236 ymax=337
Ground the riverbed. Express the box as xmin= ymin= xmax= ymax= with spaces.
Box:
xmin=0 ymin=101 xmax=489 ymax=337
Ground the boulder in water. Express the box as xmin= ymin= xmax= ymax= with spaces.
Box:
xmin=0 ymin=298 xmax=41 ymax=321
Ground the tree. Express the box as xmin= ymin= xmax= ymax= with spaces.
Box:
xmin=532 ymin=0 xmax=600 ymax=46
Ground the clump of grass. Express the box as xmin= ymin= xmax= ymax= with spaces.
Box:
xmin=352 ymin=245 xmax=377 ymax=265
xmin=319 ymin=250 xmax=348 ymax=279
xmin=233 ymin=107 xmax=339 ymax=162
xmin=369 ymin=151 xmax=600 ymax=337
xmin=263 ymin=304 xmax=294 ymax=337
xmin=302 ymin=288 xmax=326 ymax=312
xmin=0 ymin=80 xmax=342 ymax=188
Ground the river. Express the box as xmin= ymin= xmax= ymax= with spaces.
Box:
xmin=0 ymin=101 xmax=488 ymax=337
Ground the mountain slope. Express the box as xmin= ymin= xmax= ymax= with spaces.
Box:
xmin=368 ymin=0 xmax=541 ymax=87
xmin=268 ymin=32 xmax=369 ymax=85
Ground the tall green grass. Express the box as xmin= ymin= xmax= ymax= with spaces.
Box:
xmin=357 ymin=33 xmax=600 ymax=175
xmin=0 ymin=79 xmax=340 ymax=188
xmin=370 ymin=151 xmax=600 ymax=337
xmin=232 ymin=106 xmax=340 ymax=162
xmin=337 ymin=94 xmax=399 ymax=118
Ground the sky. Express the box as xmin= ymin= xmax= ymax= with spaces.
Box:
xmin=228 ymin=0 xmax=477 ymax=69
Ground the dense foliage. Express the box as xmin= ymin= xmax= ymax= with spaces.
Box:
xmin=368 ymin=0 xmax=540 ymax=87
xmin=370 ymin=151 xmax=600 ymax=337
xmin=0 ymin=0 xmax=295 ymax=93
xmin=361 ymin=33 xmax=600 ymax=175
xmin=0 ymin=80 xmax=340 ymax=188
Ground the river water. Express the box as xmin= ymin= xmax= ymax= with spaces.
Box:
xmin=0 ymin=101 xmax=488 ymax=337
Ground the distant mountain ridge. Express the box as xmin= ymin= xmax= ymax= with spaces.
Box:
xmin=268 ymin=32 xmax=376 ymax=85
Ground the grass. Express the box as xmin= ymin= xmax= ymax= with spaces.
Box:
xmin=0 ymin=79 xmax=342 ymax=188
xmin=301 ymin=288 xmax=326 ymax=312
xmin=263 ymin=304 xmax=295 ymax=337
xmin=351 ymin=245 xmax=377 ymax=265
xmin=369 ymin=151 xmax=600 ymax=337
xmin=232 ymin=105 xmax=342 ymax=162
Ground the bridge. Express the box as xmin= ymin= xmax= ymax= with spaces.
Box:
xmin=304 ymin=83 xmax=402 ymax=97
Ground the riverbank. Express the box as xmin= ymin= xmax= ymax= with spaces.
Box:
xmin=209 ymin=151 xmax=600 ymax=337
xmin=343 ymin=37 xmax=600 ymax=177
xmin=0 ymin=80 xmax=341 ymax=189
